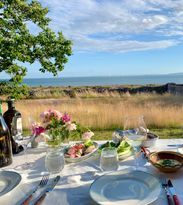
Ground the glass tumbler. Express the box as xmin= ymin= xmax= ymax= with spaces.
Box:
xmin=45 ymin=147 xmax=65 ymax=174
xmin=100 ymin=147 xmax=119 ymax=172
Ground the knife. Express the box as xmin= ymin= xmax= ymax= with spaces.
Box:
xmin=167 ymin=144 xmax=183 ymax=148
xmin=141 ymin=147 xmax=150 ymax=159
xmin=161 ymin=178 xmax=172 ymax=205
xmin=33 ymin=175 xmax=60 ymax=205
xmin=167 ymin=180 xmax=181 ymax=205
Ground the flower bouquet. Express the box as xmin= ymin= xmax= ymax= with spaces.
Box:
xmin=31 ymin=109 xmax=93 ymax=148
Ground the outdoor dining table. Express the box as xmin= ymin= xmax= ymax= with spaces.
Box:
xmin=1 ymin=139 xmax=183 ymax=205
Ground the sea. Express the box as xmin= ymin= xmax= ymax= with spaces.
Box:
xmin=1 ymin=74 xmax=183 ymax=87
xmin=22 ymin=74 xmax=183 ymax=87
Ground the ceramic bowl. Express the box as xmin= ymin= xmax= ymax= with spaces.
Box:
xmin=142 ymin=132 xmax=159 ymax=148
xmin=149 ymin=151 xmax=183 ymax=173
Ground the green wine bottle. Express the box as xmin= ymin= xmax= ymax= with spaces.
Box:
xmin=3 ymin=98 xmax=23 ymax=154
xmin=0 ymin=101 xmax=13 ymax=167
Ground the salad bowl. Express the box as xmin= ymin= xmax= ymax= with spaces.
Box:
xmin=64 ymin=141 xmax=99 ymax=163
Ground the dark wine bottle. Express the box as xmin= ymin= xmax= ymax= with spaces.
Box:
xmin=0 ymin=101 xmax=13 ymax=167
xmin=3 ymin=99 xmax=23 ymax=154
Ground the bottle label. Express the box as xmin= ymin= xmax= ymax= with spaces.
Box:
xmin=16 ymin=117 xmax=23 ymax=134
xmin=12 ymin=117 xmax=23 ymax=137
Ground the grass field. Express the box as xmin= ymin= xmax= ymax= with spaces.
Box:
xmin=93 ymin=128 xmax=183 ymax=141
xmin=3 ymin=93 xmax=183 ymax=140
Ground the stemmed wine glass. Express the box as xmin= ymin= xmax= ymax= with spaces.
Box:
xmin=14 ymin=135 xmax=36 ymax=170
xmin=14 ymin=117 xmax=36 ymax=170
xmin=123 ymin=115 xmax=147 ymax=170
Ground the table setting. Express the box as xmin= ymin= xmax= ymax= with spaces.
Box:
xmin=0 ymin=111 xmax=183 ymax=205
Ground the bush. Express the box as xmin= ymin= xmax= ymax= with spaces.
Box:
xmin=0 ymin=81 xmax=29 ymax=99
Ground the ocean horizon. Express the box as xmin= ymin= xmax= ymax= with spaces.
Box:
xmin=1 ymin=74 xmax=183 ymax=87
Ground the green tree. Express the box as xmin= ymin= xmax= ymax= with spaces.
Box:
xmin=0 ymin=0 xmax=72 ymax=98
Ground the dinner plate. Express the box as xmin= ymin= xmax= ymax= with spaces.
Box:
xmin=90 ymin=170 xmax=161 ymax=205
xmin=0 ymin=171 xmax=21 ymax=197
xmin=64 ymin=141 xmax=99 ymax=163
xmin=178 ymin=147 xmax=183 ymax=154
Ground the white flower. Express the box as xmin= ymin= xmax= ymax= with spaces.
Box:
xmin=35 ymin=133 xmax=49 ymax=143
xmin=35 ymin=133 xmax=51 ymax=142
xmin=82 ymin=131 xmax=94 ymax=141
xmin=66 ymin=123 xmax=77 ymax=131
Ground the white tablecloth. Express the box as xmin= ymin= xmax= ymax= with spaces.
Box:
xmin=1 ymin=139 xmax=183 ymax=205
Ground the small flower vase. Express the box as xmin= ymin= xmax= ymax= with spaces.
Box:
xmin=45 ymin=132 xmax=65 ymax=148
xmin=31 ymin=137 xmax=38 ymax=148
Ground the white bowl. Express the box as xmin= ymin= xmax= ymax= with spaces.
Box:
xmin=142 ymin=132 xmax=159 ymax=148
xmin=64 ymin=141 xmax=99 ymax=163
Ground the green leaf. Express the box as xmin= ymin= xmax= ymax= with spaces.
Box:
xmin=0 ymin=0 xmax=72 ymax=99
xmin=84 ymin=140 xmax=94 ymax=147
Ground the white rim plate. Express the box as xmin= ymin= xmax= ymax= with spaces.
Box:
xmin=0 ymin=171 xmax=21 ymax=197
xmin=90 ymin=170 xmax=161 ymax=205
xmin=64 ymin=141 xmax=99 ymax=163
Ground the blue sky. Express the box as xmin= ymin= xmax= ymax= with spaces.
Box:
xmin=2 ymin=0 xmax=183 ymax=78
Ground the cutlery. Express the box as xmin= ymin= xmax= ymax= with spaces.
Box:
xmin=141 ymin=147 xmax=150 ymax=159
xmin=167 ymin=144 xmax=183 ymax=148
xmin=167 ymin=179 xmax=181 ymax=205
xmin=161 ymin=177 xmax=173 ymax=205
xmin=22 ymin=174 xmax=49 ymax=205
xmin=33 ymin=175 xmax=60 ymax=205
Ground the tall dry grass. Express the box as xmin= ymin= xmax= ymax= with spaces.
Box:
xmin=2 ymin=93 xmax=183 ymax=130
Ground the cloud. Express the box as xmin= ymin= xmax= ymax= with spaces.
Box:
xmin=73 ymin=35 xmax=179 ymax=53
xmin=39 ymin=0 xmax=183 ymax=53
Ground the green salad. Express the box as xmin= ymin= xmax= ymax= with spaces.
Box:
xmin=99 ymin=140 xmax=132 ymax=158
xmin=156 ymin=159 xmax=181 ymax=168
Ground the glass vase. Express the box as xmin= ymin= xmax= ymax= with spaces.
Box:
xmin=31 ymin=138 xmax=38 ymax=148
xmin=45 ymin=147 xmax=65 ymax=174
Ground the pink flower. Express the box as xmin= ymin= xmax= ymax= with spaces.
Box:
xmin=31 ymin=122 xmax=45 ymax=136
xmin=82 ymin=131 xmax=94 ymax=141
xmin=66 ymin=123 xmax=77 ymax=131
xmin=40 ymin=109 xmax=63 ymax=123
xmin=49 ymin=109 xmax=63 ymax=120
xmin=61 ymin=113 xmax=71 ymax=123
xmin=40 ymin=111 xmax=51 ymax=123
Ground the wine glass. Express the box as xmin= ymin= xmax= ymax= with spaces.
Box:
xmin=123 ymin=115 xmax=147 ymax=170
xmin=14 ymin=117 xmax=36 ymax=170
xmin=14 ymin=134 xmax=36 ymax=170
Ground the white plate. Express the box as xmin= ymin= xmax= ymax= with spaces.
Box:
xmin=178 ymin=147 xmax=183 ymax=154
xmin=0 ymin=171 xmax=21 ymax=197
xmin=64 ymin=141 xmax=99 ymax=163
xmin=90 ymin=170 xmax=161 ymax=205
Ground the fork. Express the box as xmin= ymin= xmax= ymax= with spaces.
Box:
xmin=161 ymin=176 xmax=173 ymax=205
xmin=22 ymin=174 xmax=49 ymax=205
